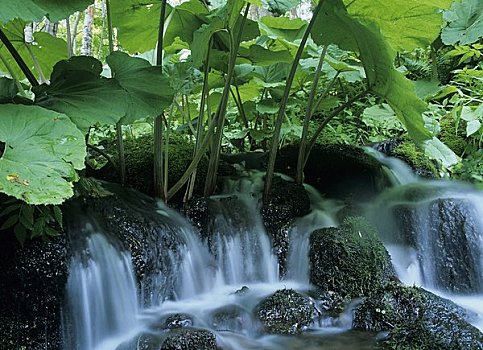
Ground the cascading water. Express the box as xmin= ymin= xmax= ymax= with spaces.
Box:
xmin=62 ymin=154 xmax=483 ymax=348
xmin=364 ymin=149 xmax=483 ymax=331
xmin=63 ymin=227 xmax=140 ymax=350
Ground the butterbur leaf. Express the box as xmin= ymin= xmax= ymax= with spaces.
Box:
xmin=0 ymin=104 xmax=86 ymax=205
xmin=107 ymin=52 xmax=174 ymax=124
xmin=312 ymin=0 xmax=432 ymax=145
xmin=0 ymin=0 xmax=92 ymax=24
xmin=34 ymin=56 xmax=128 ymax=131
xmin=442 ymin=0 xmax=483 ymax=45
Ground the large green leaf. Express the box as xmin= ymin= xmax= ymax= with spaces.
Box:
xmin=33 ymin=56 xmax=127 ymax=131
xmin=0 ymin=0 xmax=92 ymax=24
xmin=312 ymin=0 xmax=432 ymax=145
xmin=107 ymin=52 xmax=174 ymax=124
xmin=0 ymin=104 xmax=86 ymax=204
xmin=0 ymin=77 xmax=18 ymax=102
xmin=164 ymin=1 xmax=209 ymax=48
xmin=344 ymin=0 xmax=452 ymax=51
xmin=0 ymin=20 xmax=68 ymax=81
xmin=259 ymin=16 xmax=308 ymax=42
xmin=441 ymin=0 xmax=483 ymax=45
xmin=111 ymin=0 xmax=168 ymax=54
xmin=238 ymin=44 xmax=293 ymax=66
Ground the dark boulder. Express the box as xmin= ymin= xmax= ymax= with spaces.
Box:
xmin=309 ymin=216 xmax=393 ymax=298
xmin=210 ymin=304 xmax=254 ymax=333
xmin=353 ymin=283 xmax=483 ymax=350
xmin=275 ymin=144 xmax=389 ymax=201
xmin=256 ymin=289 xmax=315 ymax=335
xmin=0 ymin=232 xmax=69 ymax=350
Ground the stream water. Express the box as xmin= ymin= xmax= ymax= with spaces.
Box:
xmin=62 ymin=152 xmax=483 ymax=349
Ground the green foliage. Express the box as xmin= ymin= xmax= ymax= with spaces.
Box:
xmin=442 ymin=0 xmax=483 ymax=45
xmin=0 ymin=197 xmax=63 ymax=244
xmin=0 ymin=0 xmax=92 ymax=24
xmin=393 ymin=141 xmax=438 ymax=176
xmin=344 ymin=0 xmax=452 ymax=52
xmin=0 ymin=104 xmax=85 ymax=205
xmin=0 ymin=19 xmax=68 ymax=81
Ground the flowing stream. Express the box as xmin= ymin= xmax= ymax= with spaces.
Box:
xmin=62 ymin=153 xmax=483 ymax=349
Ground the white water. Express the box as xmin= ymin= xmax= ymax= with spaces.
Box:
xmin=63 ymin=230 xmax=140 ymax=350
xmin=63 ymin=156 xmax=483 ymax=348
xmin=365 ymin=149 xmax=483 ymax=331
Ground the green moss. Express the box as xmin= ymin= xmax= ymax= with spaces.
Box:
xmin=438 ymin=116 xmax=467 ymax=157
xmin=393 ymin=141 xmax=437 ymax=177
xmin=309 ymin=216 xmax=392 ymax=298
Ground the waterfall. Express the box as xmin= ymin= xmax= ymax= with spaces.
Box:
xmin=63 ymin=228 xmax=140 ymax=350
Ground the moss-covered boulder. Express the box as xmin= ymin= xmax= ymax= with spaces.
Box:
xmin=353 ymin=283 xmax=483 ymax=350
xmin=256 ymin=289 xmax=315 ymax=335
xmin=392 ymin=141 xmax=437 ymax=178
xmin=309 ymin=216 xmax=393 ymax=298
xmin=90 ymin=134 xmax=209 ymax=201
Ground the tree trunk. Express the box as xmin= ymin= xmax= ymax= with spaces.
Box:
xmin=80 ymin=4 xmax=95 ymax=56
xmin=24 ymin=23 xmax=33 ymax=43
xmin=44 ymin=19 xmax=58 ymax=36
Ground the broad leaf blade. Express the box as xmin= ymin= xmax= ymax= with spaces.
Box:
xmin=312 ymin=0 xmax=432 ymax=145
xmin=442 ymin=0 xmax=483 ymax=45
xmin=0 ymin=104 xmax=86 ymax=204
xmin=33 ymin=56 xmax=127 ymax=131
xmin=344 ymin=0 xmax=452 ymax=52
xmin=0 ymin=0 xmax=92 ymax=23
xmin=107 ymin=52 xmax=174 ymax=124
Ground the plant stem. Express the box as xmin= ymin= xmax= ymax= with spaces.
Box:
xmin=0 ymin=28 xmax=38 ymax=86
xmin=25 ymin=45 xmax=46 ymax=83
xmin=153 ymin=0 xmax=168 ymax=200
xmin=167 ymin=116 xmax=217 ymax=200
xmin=86 ymin=144 xmax=115 ymax=167
xmin=296 ymin=45 xmax=328 ymax=184
xmin=203 ymin=3 xmax=250 ymax=196
xmin=105 ymin=0 xmax=114 ymax=53
xmin=311 ymin=71 xmax=340 ymax=115
xmin=304 ymin=88 xmax=369 ymax=166
xmin=0 ymin=51 xmax=28 ymax=97
xmin=65 ymin=17 xmax=73 ymax=58
xmin=263 ymin=0 xmax=325 ymax=202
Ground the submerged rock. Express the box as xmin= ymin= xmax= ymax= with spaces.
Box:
xmin=210 ymin=304 xmax=253 ymax=333
xmin=262 ymin=176 xmax=310 ymax=276
xmin=161 ymin=328 xmax=217 ymax=350
xmin=256 ymin=289 xmax=315 ymax=335
xmin=0 ymin=232 xmax=69 ymax=350
xmin=309 ymin=216 xmax=393 ymax=298
xmin=353 ymin=283 xmax=483 ymax=350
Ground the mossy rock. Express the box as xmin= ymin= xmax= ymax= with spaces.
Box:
xmin=90 ymin=134 xmax=209 ymax=201
xmin=392 ymin=141 xmax=437 ymax=178
xmin=438 ymin=115 xmax=467 ymax=157
xmin=353 ymin=283 xmax=483 ymax=350
xmin=256 ymin=289 xmax=315 ymax=335
xmin=309 ymin=216 xmax=392 ymax=298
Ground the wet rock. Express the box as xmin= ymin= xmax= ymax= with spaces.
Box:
xmin=0 ymin=232 xmax=69 ymax=350
xmin=353 ymin=283 xmax=483 ymax=350
xmin=309 ymin=216 xmax=393 ymax=298
xmin=161 ymin=314 xmax=194 ymax=329
xmin=374 ymin=192 xmax=483 ymax=294
xmin=66 ymin=184 xmax=186 ymax=303
xmin=210 ymin=304 xmax=253 ymax=333
xmin=161 ymin=328 xmax=217 ymax=350
xmin=256 ymin=289 xmax=315 ymax=335
xmin=262 ymin=176 xmax=310 ymax=276
xmin=275 ymin=144 xmax=389 ymax=201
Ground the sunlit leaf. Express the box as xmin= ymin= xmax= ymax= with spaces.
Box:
xmin=442 ymin=0 xmax=483 ymax=45
xmin=0 ymin=0 xmax=92 ymax=23
xmin=344 ymin=0 xmax=452 ymax=51
xmin=107 ymin=52 xmax=174 ymax=124
xmin=33 ymin=56 xmax=127 ymax=131
xmin=0 ymin=104 xmax=86 ymax=204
